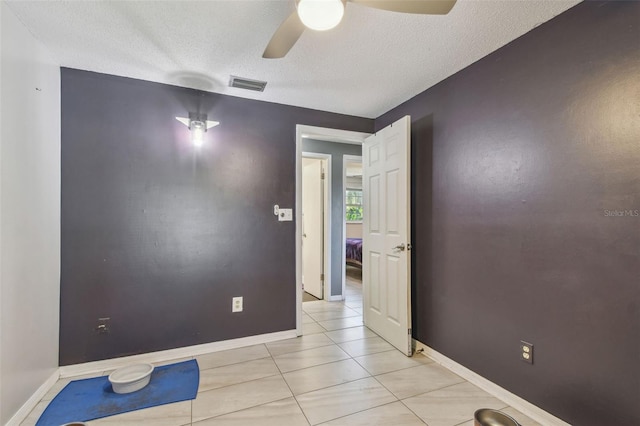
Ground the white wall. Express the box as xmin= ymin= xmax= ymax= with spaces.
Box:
xmin=346 ymin=223 xmax=362 ymax=238
xmin=0 ymin=3 xmax=61 ymax=424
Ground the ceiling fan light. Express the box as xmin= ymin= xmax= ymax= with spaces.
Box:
xmin=297 ymin=0 xmax=344 ymax=31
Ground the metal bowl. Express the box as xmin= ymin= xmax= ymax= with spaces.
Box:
xmin=474 ymin=409 xmax=520 ymax=426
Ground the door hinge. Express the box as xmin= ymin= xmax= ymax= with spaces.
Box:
xmin=320 ymin=273 xmax=324 ymax=281
xmin=321 ymin=172 xmax=325 ymax=180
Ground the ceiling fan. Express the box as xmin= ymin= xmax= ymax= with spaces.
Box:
xmin=263 ymin=0 xmax=457 ymax=59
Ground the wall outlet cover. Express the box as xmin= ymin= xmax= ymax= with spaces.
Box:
xmin=232 ymin=296 xmax=243 ymax=312
xmin=520 ymin=340 xmax=533 ymax=364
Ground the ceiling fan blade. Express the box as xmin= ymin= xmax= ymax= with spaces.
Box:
xmin=263 ymin=11 xmax=306 ymax=59
xmin=350 ymin=0 xmax=457 ymax=15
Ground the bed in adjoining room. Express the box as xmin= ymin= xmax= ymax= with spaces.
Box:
xmin=345 ymin=237 xmax=362 ymax=268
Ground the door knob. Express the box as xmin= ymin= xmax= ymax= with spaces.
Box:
xmin=392 ymin=243 xmax=406 ymax=252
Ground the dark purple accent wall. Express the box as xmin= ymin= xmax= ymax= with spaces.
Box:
xmin=376 ymin=2 xmax=640 ymax=425
xmin=60 ymin=69 xmax=373 ymax=365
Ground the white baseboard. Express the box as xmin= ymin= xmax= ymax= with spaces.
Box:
xmin=59 ymin=329 xmax=297 ymax=378
xmin=5 ymin=330 xmax=297 ymax=425
xmin=5 ymin=369 xmax=59 ymax=426
xmin=327 ymin=295 xmax=344 ymax=302
xmin=414 ymin=340 xmax=571 ymax=426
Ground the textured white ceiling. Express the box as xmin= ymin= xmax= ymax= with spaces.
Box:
xmin=7 ymin=0 xmax=580 ymax=118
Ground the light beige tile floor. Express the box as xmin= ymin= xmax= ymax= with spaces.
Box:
xmin=337 ymin=335 xmax=394 ymax=358
xmin=22 ymin=276 xmax=539 ymax=426
xmin=282 ymin=359 xmax=369 ymax=395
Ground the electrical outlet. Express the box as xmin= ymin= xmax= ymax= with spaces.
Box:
xmin=232 ymin=297 xmax=243 ymax=313
xmin=520 ymin=340 xmax=533 ymax=364
xmin=96 ymin=317 xmax=110 ymax=334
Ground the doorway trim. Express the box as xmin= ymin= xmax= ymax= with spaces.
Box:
xmin=342 ymin=154 xmax=363 ymax=300
xmin=301 ymin=153 xmax=331 ymax=303
xmin=295 ymin=125 xmax=370 ymax=336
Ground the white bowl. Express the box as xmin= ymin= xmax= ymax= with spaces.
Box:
xmin=108 ymin=363 xmax=154 ymax=394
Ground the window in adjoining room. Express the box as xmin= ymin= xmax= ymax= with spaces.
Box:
xmin=346 ymin=189 xmax=363 ymax=222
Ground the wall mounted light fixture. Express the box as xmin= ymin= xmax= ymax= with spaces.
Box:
xmin=176 ymin=113 xmax=219 ymax=147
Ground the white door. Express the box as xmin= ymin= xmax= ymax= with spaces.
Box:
xmin=363 ymin=115 xmax=412 ymax=355
xmin=302 ymin=158 xmax=324 ymax=299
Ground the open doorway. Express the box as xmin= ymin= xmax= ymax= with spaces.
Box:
xmin=295 ymin=118 xmax=412 ymax=355
xmin=295 ymin=125 xmax=370 ymax=336
xmin=343 ymin=155 xmax=363 ymax=313
xmin=301 ymin=155 xmax=329 ymax=302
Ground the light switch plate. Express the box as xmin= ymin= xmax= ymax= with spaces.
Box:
xmin=278 ymin=208 xmax=293 ymax=221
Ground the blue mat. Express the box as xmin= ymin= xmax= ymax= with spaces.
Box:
xmin=36 ymin=359 xmax=199 ymax=426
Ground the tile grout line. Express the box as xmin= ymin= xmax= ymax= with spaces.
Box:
xmin=289 ymin=371 xmax=376 ymax=398
xmin=267 ymin=328 xmax=392 ymax=359
xmin=294 ymin=334 xmax=406 ymax=426
xmin=314 ymin=323 xmax=365 ymax=333
xmin=195 ymin=355 xmax=285 ymax=396
xmin=191 ymin=346 xmax=297 ymax=424
xmin=284 ymin=298 xmax=423 ymax=426
xmin=368 ymin=364 xmax=444 ymax=404
xmin=280 ymin=356 xmax=368 ymax=378
xmin=371 ymin=364 xmax=468 ymax=398
xmin=340 ymin=347 xmax=397 ymax=359
xmin=196 ymin=349 xmax=271 ymax=371
xmin=370 ymin=368 xmax=407 ymax=400
xmin=397 ymin=399 xmax=430 ymax=425
xmin=352 ymin=356 xmax=436 ymax=377
xmin=311 ymin=309 xmax=362 ymax=318
xmin=192 ymin=395 xmax=298 ymax=425
xmin=290 ymin=375 xmax=398 ymax=424
xmin=305 ymin=311 xmax=362 ymax=320
xmin=313 ymin=399 xmax=404 ymax=425
xmin=197 ymin=371 xmax=282 ymax=394
xmin=322 ymin=330 xmax=377 ymax=344
xmin=268 ymin=347 xmax=313 ymax=426
xmin=282 ymin=299 xmax=436 ymax=426
xmin=369 ymin=364 xmax=466 ymax=424
xmin=275 ymin=353 xmax=352 ymax=375
xmin=396 ymin=380 xmax=513 ymax=426
xmin=266 ymin=341 xmax=337 ymax=357
xmin=403 ymin=379 xmax=476 ymax=398
xmin=197 ymin=354 xmax=272 ymax=372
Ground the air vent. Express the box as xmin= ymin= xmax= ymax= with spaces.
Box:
xmin=229 ymin=75 xmax=267 ymax=92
